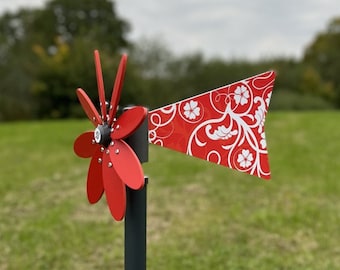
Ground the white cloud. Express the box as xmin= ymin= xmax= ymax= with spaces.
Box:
xmin=1 ymin=0 xmax=339 ymax=60
xmin=116 ymin=0 xmax=339 ymax=60
xmin=0 ymin=0 xmax=45 ymax=13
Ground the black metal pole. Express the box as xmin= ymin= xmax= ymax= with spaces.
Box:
xmin=124 ymin=107 xmax=148 ymax=270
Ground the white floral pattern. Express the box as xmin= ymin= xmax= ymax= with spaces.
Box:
xmin=237 ymin=149 xmax=254 ymax=168
xmin=183 ymin=100 xmax=200 ymax=120
xmin=265 ymin=92 xmax=272 ymax=107
xmin=260 ymin=132 xmax=266 ymax=149
xmin=254 ymin=105 xmax=265 ymax=133
xmin=206 ymin=125 xmax=238 ymax=140
xmin=234 ymin=85 xmax=250 ymax=105
xmin=148 ymin=71 xmax=276 ymax=179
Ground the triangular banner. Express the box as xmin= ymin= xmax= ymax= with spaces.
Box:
xmin=148 ymin=71 xmax=276 ymax=179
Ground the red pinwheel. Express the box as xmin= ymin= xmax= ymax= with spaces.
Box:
xmin=74 ymin=50 xmax=147 ymax=221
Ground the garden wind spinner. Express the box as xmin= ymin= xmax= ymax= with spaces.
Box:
xmin=74 ymin=51 xmax=147 ymax=221
xmin=74 ymin=50 xmax=276 ymax=221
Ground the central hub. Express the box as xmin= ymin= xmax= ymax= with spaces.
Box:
xmin=94 ymin=124 xmax=111 ymax=147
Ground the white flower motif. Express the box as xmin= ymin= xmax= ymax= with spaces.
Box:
xmin=237 ymin=149 xmax=253 ymax=168
xmin=234 ymin=85 xmax=250 ymax=105
xmin=260 ymin=132 xmax=266 ymax=149
xmin=183 ymin=100 xmax=200 ymax=120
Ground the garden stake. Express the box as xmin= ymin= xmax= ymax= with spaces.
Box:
xmin=73 ymin=50 xmax=276 ymax=269
xmin=124 ymin=113 xmax=148 ymax=270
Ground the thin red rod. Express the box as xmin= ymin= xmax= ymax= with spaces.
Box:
xmin=108 ymin=54 xmax=127 ymax=126
xmin=94 ymin=50 xmax=107 ymax=122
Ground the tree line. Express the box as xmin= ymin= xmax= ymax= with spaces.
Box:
xmin=0 ymin=0 xmax=339 ymax=121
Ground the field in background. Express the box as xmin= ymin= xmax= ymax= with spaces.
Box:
xmin=1 ymin=112 xmax=340 ymax=269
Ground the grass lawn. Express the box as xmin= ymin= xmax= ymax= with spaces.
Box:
xmin=1 ymin=111 xmax=340 ymax=269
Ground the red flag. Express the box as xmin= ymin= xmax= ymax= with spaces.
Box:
xmin=148 ymin=71 xmax=276 ymax=179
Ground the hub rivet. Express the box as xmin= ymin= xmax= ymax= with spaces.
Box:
xmin=100 ymin=147 xmax=105 ymax=152
xmin=108 ymin=162 xmax=113 ymax=168
xmin=115 ymin=149 xmax=120 ymax=154
xmin=110 ymin=141 xmax=114 ymax=146
xmin=98 ymin=158 xmax=102 ymax=164
xmin=94 ymin=127 xmax=102 ymax=144
xmin=106 ymin=149 xmax=110 ymax=154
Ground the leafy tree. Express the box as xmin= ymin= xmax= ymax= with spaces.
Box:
xmin=0 ymin=0 xmax=131 ymax=120
xmin=129 ymin=37 xmax=335 ymax=111
xmin=304 ymin=17 xmax=340 ymax=106
xmin=32 ymin=0 xmax=129 ymax=52
xmin=1 ymin=6 xmax=339 ymax=120
xmin=0 ymin=9 xmax=39 ymax=120
xmin=126 ymin=39 xmax=176 ymax=109
xmin=299 ymin=66 xmax=334 ymax=100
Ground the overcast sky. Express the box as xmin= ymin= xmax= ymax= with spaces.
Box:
xmin=0 ymin=0 xmax=339 ymax=60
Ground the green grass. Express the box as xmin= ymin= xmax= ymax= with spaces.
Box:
xmin=1 ymin=112 xmax=340 ymax=269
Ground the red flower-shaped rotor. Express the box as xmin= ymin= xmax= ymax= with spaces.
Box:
xmin=74 ymin=50 xmax=147 ymax=221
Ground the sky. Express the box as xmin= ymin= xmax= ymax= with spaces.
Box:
xmin=0 ymin=0 xmax=339 ymax=60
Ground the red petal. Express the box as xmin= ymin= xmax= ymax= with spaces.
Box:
xmin=108 ymin=54 xmax=127 ymax=126
xmin=111 ymin=106 xmax=147 ymax=140
xmin=106 ymin=140 xmax=144 ymax=190
xmin=74 ymin=131 xmax=96 ymax=158
xmin=102 ymin=152 xmax=126 ymax=221
xmin=94 ymin=50 xmax=107 ymax=121
xmin=76 ymin=88 xmax=102 ymax=126
xmin=87 ymin=148 xmax=104 ymax=204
